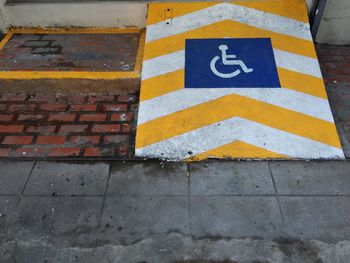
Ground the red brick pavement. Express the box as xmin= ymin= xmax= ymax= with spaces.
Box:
xmin=0 ymin=93 xmax=137 ymax=159
xmin=317 ymin=44 xmax=350 ymax=157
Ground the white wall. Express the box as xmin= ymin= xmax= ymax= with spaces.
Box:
xmin=0 ymin=0 xmax=147 ymax=32
xmin=316 ymin=0 xmax=350 ymax=44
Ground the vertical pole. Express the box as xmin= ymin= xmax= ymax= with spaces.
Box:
xmin=310 ymin=0 xmax=328 ymax=40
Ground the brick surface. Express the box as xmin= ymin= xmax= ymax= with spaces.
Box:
xmin=92 ymin=124 xmax=120 ymax=133
xmin=0 ymin=33 xmax=140 ymax=72
xmin=27 ymin=125 xmax=56 ymax=133
xmin=37 ymin=136 xmax=65 ymax=145
xmin=111 ymin=113 xmax=133 ymax=122
xmin=49 ymin=148 xmax=80 ymax=157
xmin=41 ymin=104 xmax=66 ymax=111
xmin=18 ymin=114 xmax=45 ymax=121
xmin=0 ymin=125 xmax=24 ymax=133
xmin=70 ymin=135 xmax=100 ymax=146
xmin=70 ymin=104 xmax=97 ymax=112
xmin=59 ymin=125 xmax=88 ymax=134
xmin=3 ymin=136 xmax=33 ymax=145
xmin=79 ymin=114 xmax=107 ymax=122
xmin=48 ymin=114 xmax=76 ymax=122
xmin=0 ymin=92 xmax=136 ymax=159
xmin=0 ymin=114 xmax=14 ymax=122
xmin=0 ymin=94 xmax=26 ymax=102
xmin=101 ymin=104 xmax=128 ymax=112
xmin=317 ymin=44 xmax=350 ymax=158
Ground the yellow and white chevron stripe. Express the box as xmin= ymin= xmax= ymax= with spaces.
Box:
xmin=136 ymin=1 xmax=345 ymax=161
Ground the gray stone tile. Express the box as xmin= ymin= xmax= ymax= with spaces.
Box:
xmin=100 ymin=196 xmax=189 ymax=243
xmin=190 ymin=161 xmax=274 ymax=195
xmin=12 ymin=196 xmax=103 ymax=236
xmin=338 ymin=123 xmax=350 ymax=158
xmin=190 ymin=196 xmax=282 ymax=238
xmin=0 ymin=161 xmax=34 ymax=195
xmin=280 ymin=196 xmax=350 ymax=241
xmin=108 ymin=161 xmax=188 ymax=195
xmin=0 ymin=196 xmax=18 ymax=226
xmin=24 ymin=162 xmax=109 ymax=196
xmin=271 ymin=161 xmax=350 ymax=195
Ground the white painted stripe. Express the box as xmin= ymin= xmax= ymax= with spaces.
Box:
xmin=137 ymin=88 xmax=334 ymax=125
xmin=146 ymin=3 xmax=312 ymax=43
xmin=141 ymin=50 xmax=184 ymax=80
xmin=273 ymin=49 xmax=322 ymax=78
xmin=136 ymin=117 xmax=344 ymax=160
xmin=141 ymin=49 xmax=321 ymax=80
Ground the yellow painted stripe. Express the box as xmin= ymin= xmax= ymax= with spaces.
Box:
xmin=140 ymin=67 xmax=327 ymax=102
xmin=136 ymin=94 xmax=341 ymax=149
xmin=147 ymin=2 xmax=217 ymax=25
xmin=0 ymin=71 xmax=139 ymax=80
xmin=0 ymin=32 xmax=13 ymax=50
xmin=140 ymin=69 xmax=184 ymax=101
xmin=144 ymin=20 xmax=316 ymax=61
xmin=9 ymin=27 xmax=141 ymax=34
xmin=187 ymin=140 xmax=288 ymax=161
xmin=278 ymin=68 xmax=328 ymax=99
xmin=234 ymin=0 xmax=309 ymax=23
xmin=147 ymin=1 xmax=308 ymax=26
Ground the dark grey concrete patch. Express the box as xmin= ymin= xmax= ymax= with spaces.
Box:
xmin=108 ymin=161 xmax=188 ymax=195
xmin=24 ymin=162 xmax=109 ymax=196
xmin=338 ymin=123 xmax=350 ymax=158
xmin=190 ymin=196 xmax=282 ymax=239
xmin=280 ymin=196 xmax=350 ymax=241
xmin=12 ymin=196 xmax=103 ymax=237
xmin=100 ymin=196 xmax=189 ymax=244
xmin=271 ymin=161 xmax=350 ymax=195
xmin=0 ymin=196 xmax=18 ymax=228
xmin=189 ymin=161 xmax=274 ymax=195
xmin=0 ymin=161 xmax=34 ymax=195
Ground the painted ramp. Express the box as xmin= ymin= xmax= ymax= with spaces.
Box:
xmin=136 ymin=1 xmax=345 ymax=161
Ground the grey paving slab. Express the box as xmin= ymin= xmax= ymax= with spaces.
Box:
xmin=190 ymin=196 xmax=282 ymax=239
xmin=108 ymin=161 xmax=188 ymax=195
xmin=100 ymin=196 xmax=189 ymax=244
xmin=0 ymin=161 xmax=34 ymax=195
xmin=270 ymin=161 xmax=350 ymax=195
xmin=12 ymin=196 xmax=103 ymax=236
xmin=24 ymin=162 xmax=109 ymax=196
xmin=0 ymin=196 xmax=18 ymax=228
xmin=190 ymin=161 xmax=274 ymax=195
xmin=280 ymin=196 xmax=350 ymax=241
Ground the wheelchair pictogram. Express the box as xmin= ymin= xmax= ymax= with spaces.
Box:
xmin=210 ymin=45 xmax=254 ymax=79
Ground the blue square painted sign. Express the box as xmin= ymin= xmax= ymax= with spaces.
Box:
xmin=185 ymin=38 xmax=281 ymax=88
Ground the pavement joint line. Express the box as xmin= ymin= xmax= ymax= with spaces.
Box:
xmin=16 ymin=161 xmax=36 ymax=207
xmin=4 ymin=194 xmax=350 ymax=197
xmin=268 ymin=161 xmax=285 ymax=224
xmin=98 ymin=163 xmax=112 ymax=227
xmin=186 ymin=162 xmax=192 ymax=236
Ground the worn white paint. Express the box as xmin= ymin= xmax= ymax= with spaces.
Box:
xmin=137 ymin=88 xmax=334 ymax=125
xmin=136 ymin=117 xmax=344 ymax=160
xmin=142 ymin=48 xmax=321 ymax=80
xmin=146 ymin=3 xmax=312 ymax=43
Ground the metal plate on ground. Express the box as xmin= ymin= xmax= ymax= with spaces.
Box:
xmin=136 ymin=1 xmax=344 ymax=161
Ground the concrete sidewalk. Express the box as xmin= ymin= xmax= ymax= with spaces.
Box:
xmin=1 ymin=160 xmax=350 ymax=262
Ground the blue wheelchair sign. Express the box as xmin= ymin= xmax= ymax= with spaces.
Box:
xmin=184 ymin=38 xmax=281 ymax=88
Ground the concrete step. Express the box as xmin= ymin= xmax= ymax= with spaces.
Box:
xmin=0 ymin=28 xmax=144 ymax=94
